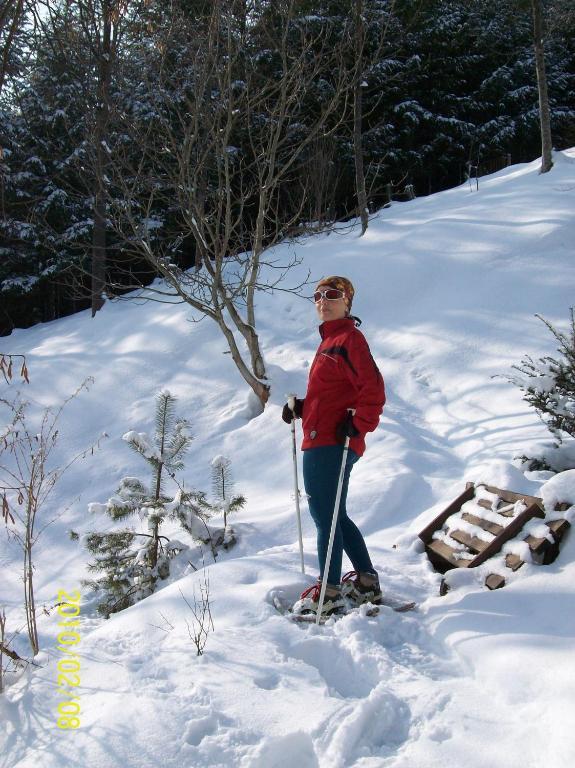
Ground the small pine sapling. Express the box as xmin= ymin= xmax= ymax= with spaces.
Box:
xmin=509 ymin=308 xmax=575 ymax=470
xmin=210 ymin=455 xmax=245 ymax=549
xmin=84 ymin=390 xmax=212 ymax=617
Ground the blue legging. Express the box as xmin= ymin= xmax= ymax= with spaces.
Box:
xmin=303 ymin=444 xmax=373 ymax=586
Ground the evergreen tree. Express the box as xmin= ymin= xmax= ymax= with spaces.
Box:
xmin=2 ymin=0 xmax=574 ymax=334
xmin=0 ymin=1 xmax=156 ymax=333
xmin=210 ymin=455 xmax=245 ymax=548
xmin=84 ymin=391 xmax=212 ymax=617
xmin=511 ymin=309 xmax=575 ymax=455
xmin=0 ymin=8 xmax=96 ymax=331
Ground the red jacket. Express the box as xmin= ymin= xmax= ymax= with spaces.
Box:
xmin=301 ymin=317 xmax=385 ymax=456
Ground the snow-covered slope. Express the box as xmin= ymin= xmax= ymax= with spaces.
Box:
xmin=1 ymin=150 xmax=575 ymax=768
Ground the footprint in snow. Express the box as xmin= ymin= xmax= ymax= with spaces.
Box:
xmin=318 ymin=682 xmax=411 ymax=767
xmin=253 ymin=671 xmax=280 ymax=690
xmin=244 ymin=731 xmax=319 ymax=768
xmin=285 ymin=633 xmax=379 ymax=699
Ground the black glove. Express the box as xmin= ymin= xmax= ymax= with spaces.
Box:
xmin=282 ymin=398 xmax=304 ymax=424
xmin=335 ymin=413 xmax=360 ymax=444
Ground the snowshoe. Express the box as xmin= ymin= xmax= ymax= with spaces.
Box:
xmin=291 ymin=581 xmax=346 ymax=619
xmin=341 ymin=570 xmax=383 ymax=606
xmin=342 ymin=571 xmax=417 ymax=613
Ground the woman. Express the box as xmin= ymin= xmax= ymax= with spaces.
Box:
xmin=282 ymin=276 xmax=386 ymax=617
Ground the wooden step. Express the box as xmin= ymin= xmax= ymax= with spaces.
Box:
xmin=494 ymin=502 xmax=517 ymax=517
xmin=476 ymin=499 xmax=515 ymax=517
xmin=461 ymin=512 xmax=504 ymax=536
xmin=427 ymin=539 xmax=473 ymax=571
xmin=477 ymin=498 xmax=495 ymax=512
xmin=420 ymin=483 xmax=547 ymax=576
xmin=476 ymin=484 xmax=544 ymax=507
xmin=449 ymin=529 xmax=492 ymax=554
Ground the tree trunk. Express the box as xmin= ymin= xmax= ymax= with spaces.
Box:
xmin=91 ymin=190 xmax=107 ymax=315
xmin=223 ymin=289 xmax=270 ymax=405
xmin=531 ymin=0 xmax=553 ymax=173
xmin=215 ymin=313 xmax=269 ymax=407
xmin=24 ymin=497 xmax=39 ymax=655
xmin=91 ymin=2 xmax=113 ymax=315
xmin=0 ymin=0 xmax=25 ymax=95
xmin=354 ymin=0 xmax=369 ymax=235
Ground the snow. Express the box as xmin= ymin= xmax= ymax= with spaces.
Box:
xmin=1 ymin=149 xmax=575 ymax=767
xmin=1 ymin=276 xmax=39 ymax=293
xmin=122 ymin=430 xmax=160 ymax=460
xmin=541 ymin=470 xmax=575 ymax=520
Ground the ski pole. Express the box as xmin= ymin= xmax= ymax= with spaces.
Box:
xmin=315 ymin=408 xmax=356 ymax=624
xmin=288 ymin=394 xmax=305 ymax=575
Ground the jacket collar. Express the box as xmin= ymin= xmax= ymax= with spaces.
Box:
xmin=319 ymin=317 xmax=355 ymax=340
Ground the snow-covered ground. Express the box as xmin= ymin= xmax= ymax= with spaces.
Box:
xmin=1 ymin=150 xmax=575 ymax=768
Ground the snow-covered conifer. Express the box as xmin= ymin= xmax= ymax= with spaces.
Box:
xmin=510 ymin=308 xmax=575 ymax=470
xmin=211 ymin=455 xmax=246 ymax=549
xmin=84 ymin=391 xmax=211 ymax=617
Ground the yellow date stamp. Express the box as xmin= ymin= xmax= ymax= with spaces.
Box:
xmin=55 ymin=589 xmax=81 ymax=729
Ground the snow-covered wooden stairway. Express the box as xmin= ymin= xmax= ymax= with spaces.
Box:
xmin=418 ymin=482 xmax=571 ymax=590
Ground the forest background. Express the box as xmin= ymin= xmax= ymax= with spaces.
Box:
xmin=1 ymin=0 xmax=574 ymax=339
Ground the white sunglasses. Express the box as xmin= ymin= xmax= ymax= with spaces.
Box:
xmin=313 ymin=288 xmax=345 ymax=302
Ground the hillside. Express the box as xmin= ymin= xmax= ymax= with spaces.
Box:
xmin=1 ymin=150 xmax=575 ymax=768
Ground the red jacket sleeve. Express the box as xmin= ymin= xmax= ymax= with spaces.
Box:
xmin=345 ymin=330 xmax=386 ymax=435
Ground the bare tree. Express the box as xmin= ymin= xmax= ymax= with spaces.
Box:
xmin=0 ymin=380 xmax=98 ymax=655
xmin=101 ymin=2 xmax=356 ymax=407
xmin=531 ymin=0 xmax=553 ymax=173
xmin=180 ymin=572 xmax=214 ymax=657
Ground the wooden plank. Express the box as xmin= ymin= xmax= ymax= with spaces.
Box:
xmin=523 ymin=532 xmax=560 ymax=565
xmin=461 ymin=512 xmax=503 ymax=536
xmin=427 ymin=539 xmax=473 ymax=571
xmin=523 ymin=534 xmax=552 ymax=555
xmin=505 ymin=553 xmax=524 ymax=571
xmin=493 ymin=502 xmax=516 ymax=517
xmin=554 ymin=502 xmax=571 ymax=512
xmin=476 ymin=483 xmax=543 ymax=509
xmin=467 ymin=502 xmax=546 ymax=568
xmin=485 ymin=574 xmax=505 ymax=590
xmin=418 ymin=484 xmax=476 ymax=544
xmin=547 ymin=518 xmax=571 ymax=541
xmin=449 ymin=529 xmax=492 ymax=553
xmin=476 ymin=499 xmax=514 ymax=516
xmin=420 ymin=483 xmax=555 ymax=575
